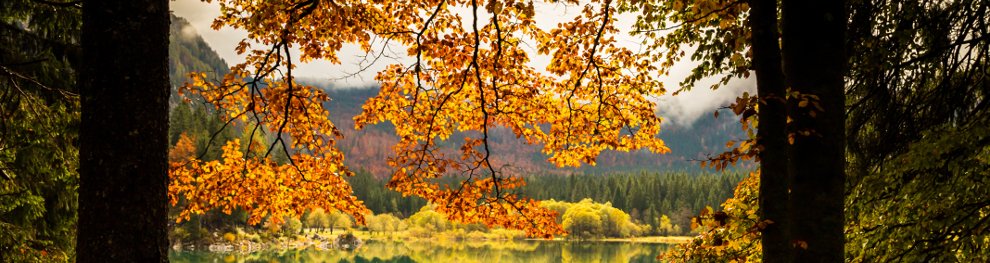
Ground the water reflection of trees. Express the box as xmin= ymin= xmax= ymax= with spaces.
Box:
xmin=169 ymin=240 xmax=669 ymax=262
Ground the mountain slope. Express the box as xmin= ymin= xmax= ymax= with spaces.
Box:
xmin=169 ymin=15 xmax=228 ymax=97
xmin=309 ymin=83 xmax=751 ymax=178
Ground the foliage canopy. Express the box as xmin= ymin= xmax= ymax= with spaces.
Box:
xmin=171 ymin=0 xmax=671 ymax=237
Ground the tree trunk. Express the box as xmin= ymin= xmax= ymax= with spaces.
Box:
xmin=77 ymin=0 xmax=170 ymax=262
xmin=781 ymin=0 xmax=847 ymax=262
xmin=748 ymin=0 xmax=791 ymax=261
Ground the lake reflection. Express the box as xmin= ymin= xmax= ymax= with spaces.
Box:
xmin=169 ymin=240 xmax=672 ymax=262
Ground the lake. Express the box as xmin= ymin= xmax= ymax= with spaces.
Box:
xmin=169 ymin=240 xmax=674 ymax=262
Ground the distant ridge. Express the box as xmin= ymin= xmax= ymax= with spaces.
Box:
xmin=308 ymin=82 xmax=753 ymax=178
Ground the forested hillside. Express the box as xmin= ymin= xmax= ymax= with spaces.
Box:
xmin=166 ymin=14 xmax=240 ymax=156
xmin=168 ymin=15 xmax=228 ymax=96
xmin=305 ymin=81 xmax=751 ymax=178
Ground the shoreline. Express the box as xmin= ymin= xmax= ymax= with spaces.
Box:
xmin=173 ymin=230 xmax=693 ymax=254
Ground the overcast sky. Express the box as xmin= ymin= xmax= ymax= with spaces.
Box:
xmin=169 ymin=0 xmax=754 ymax=127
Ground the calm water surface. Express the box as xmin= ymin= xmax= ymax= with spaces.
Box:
xmin=169 ymin=240 xmax=673 ymax=262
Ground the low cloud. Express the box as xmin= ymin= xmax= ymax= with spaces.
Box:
xmin=179 ymin=24 xmax=198 ymax=42
xmin=657 ymin=77 xmax=756 ymax=128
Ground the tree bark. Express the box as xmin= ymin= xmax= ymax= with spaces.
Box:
xmin=77 ymin=0 xmax=170 ymax=262
xmin=748 ymin=0 xmax=791 ymax=262
xmin=781 ymin=0 xmax=847 ymax=262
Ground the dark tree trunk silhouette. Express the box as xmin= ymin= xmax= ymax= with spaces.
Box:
xmin=748 ymin=0 xmax=791 ymax=261
xmin=77 ymin=0 xmax=170 ymax=262
xmin=781 ymin=0 xmax=847 ymax=261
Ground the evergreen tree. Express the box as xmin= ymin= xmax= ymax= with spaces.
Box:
xmin=1 ymin=1 xmax=80 ymax=261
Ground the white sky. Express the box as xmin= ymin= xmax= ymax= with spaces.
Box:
xmin=169 ymin=0 xmax=754 ymax=127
